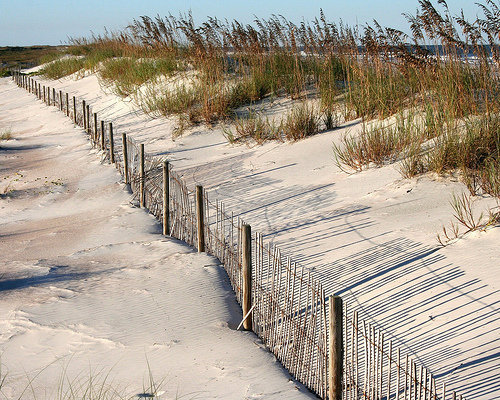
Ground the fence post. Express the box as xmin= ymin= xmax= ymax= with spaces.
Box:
xmin=52 ymin=88 xmax=55 ymax=106
xmin=122 ymin=133 xmax=129 ymax=184
xmin=196 ymin=185 xmax=205 ymax=252
xmin=108 ymin=122 xmax=114 ymax=163
xmin=140 ymin=143 xmax=145 ymax=207
xmin=73 ymin=96 xmax=77 ymax=124
xmin=242 ymin=223 xmax=252 ymax=331
xmin=43 ymin=86 xmax=46 ymax=103
xmin=86 ymin=105 xmax=90 ymax=134
xmin=66 ymin=93 xmax=69 ymax=117
xmin=328 ymin=295 xmax=343 ymax=400
xmin=38 ymin=83 xmax=41 ymax=99
xmin=162 ymin=161 xmax=170 ymax=236
xmin=59 ymin=90 xmax=63 ymax=111
xmin=47 ymin=87 xmax=50 ymax=105
xmin=93 ymin=113 xmax=98 ymax=146
xmin=100 ymin=120 xmax=105 ymax=150
xmin=82 ymin=100 xmax=86 ymax=129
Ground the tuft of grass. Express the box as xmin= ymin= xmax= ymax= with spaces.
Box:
xmin=333 ymin=111 xmax=420 ymax=171
xmin=139 ymin=82 xmax=200 ymax=119
xmin=224 ymin=112 xmax=282 ymax=144
xmin=282 ymin=103 xmax=320 ymax=140
xmin=424 ymin=114 xmax=500 ymax=196
xmin=437 ymin=192 xmax=500 ymax=246
xmin=0 ymin=129 xmax=13 ymax=141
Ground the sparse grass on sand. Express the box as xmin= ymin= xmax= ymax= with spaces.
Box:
xmin=0 ymin=129 xmax=13 ymax=141
xmin=0 ymin=359 xmax=168 ymax=400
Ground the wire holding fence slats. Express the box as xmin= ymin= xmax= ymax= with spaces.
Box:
xmin=13 ymin=74 xmax=469 ymax=400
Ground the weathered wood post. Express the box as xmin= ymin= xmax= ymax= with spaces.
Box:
xmin=38 ymin=83 xmax=41 ymax=99
xmin=73 ymin=96 xmax=77 ymax=124
xmin=93 ymin=113 xmax=98 ymax=146
xmin=242 ymin=223 xmax=252 ymax=331
xmin=162 ymin=160 xmax=170 ymax=236
xmin=122 ymin=133 xmax=129 ymax=184
xmin=139 ymin=143 xmax=145 ymax=208
xmin=52 ymin=88 xmax=55 ymax=106
xmin=47 ymin=87 xmax=51 ymax=105
xmin=101 ymin=121 xmax=106 ymax=150
xmin=328 ymin=295 xmax=344 ymax=400
xmin=86 ymin=105 xmax=90 ymax=134
xmin=66 ymin=93 xmax=69 ymax=116
xmin=108 ymin=122 xmax=114 ymax=163
xmin=59 ymin=90 xmax=63 ymax=111
xmin=82 ymin=100 xmax=86 ymax=129
xmin=196 ymin=185 xmax=205 ymax=252
xmin=43 ymin=86 xmax=46 ymax=103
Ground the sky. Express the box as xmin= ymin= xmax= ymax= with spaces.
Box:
xmin=0 ymin=0 xmax=482 ymax=47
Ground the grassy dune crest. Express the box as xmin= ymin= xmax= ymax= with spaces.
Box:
xmin=35 ymin=0 xmax=499 ymax=197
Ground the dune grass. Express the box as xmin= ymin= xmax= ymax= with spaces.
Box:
xmin=36 ymin=1 xmax=500 ymax=197
xmin=39 ymin=57 xmax=86 ymax=79
xmin=99 ymin=56 xmax=179 ymax=97
xmin=0 ymin=359 xmax=167 ymax=400
xmin=437 ymin=192 xmax=500 ymax=245
xmin=0 ymin=129 xmax=13 ymax=141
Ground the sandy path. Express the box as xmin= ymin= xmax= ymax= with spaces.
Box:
xmin=0 ymin=78 xmax=315 ymax=399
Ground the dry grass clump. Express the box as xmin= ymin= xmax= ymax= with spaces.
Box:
xmin=437 ymin=192 xmax=500 ymax=245
xmin=333 ymin=112 xmax=421 ymax=171
xmin=0 ymin=129 xmax=13 ymax=141
xmin=283 ymin=103 xmax=320 ymax=140
xmin=224 ymin=112 xmax=282 ymax=144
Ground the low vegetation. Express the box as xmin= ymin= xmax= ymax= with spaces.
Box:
xmin=0 ymin=45 xmax=66 ymax=75
xmin=33 ymin=1 xmax=499 ymax=202
xmin=0 ymin=359 xmax=166 ymax=400
xmin=0 ymin=128 xmax=13 ymax=141
xmin=437 ymin=192 xmax=500 ymax=245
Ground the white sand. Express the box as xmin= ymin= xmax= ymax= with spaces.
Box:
xmin=0 ymin=78 xmax=315 ymax=399
xmin=2 ymin=70 xmax=499 ymax=399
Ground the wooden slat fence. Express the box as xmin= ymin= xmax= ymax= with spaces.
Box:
xmin=12 ymin=72 xmax=467 ymax=400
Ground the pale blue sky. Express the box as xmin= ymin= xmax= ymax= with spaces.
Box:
xmin=0 ymin=0 xmax=481 ymax=46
